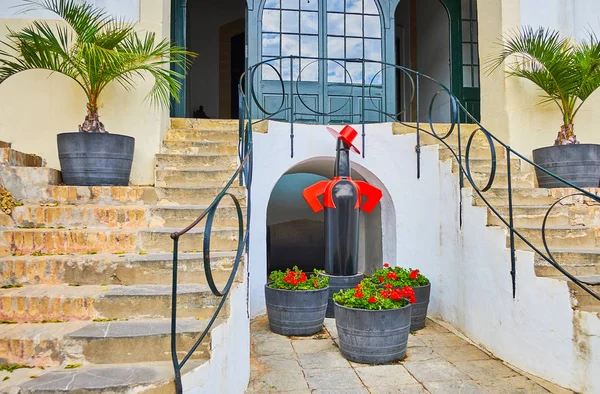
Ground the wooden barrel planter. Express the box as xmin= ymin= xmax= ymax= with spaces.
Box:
xmin=410 ymin=283 xmax=431 ymax=331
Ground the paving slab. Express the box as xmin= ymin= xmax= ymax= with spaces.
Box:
xmin=247 ymin=315 xmax=565 ymax=394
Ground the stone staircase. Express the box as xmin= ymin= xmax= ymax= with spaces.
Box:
xmin=0 ymin=120 xmax=247 ymax=393
xmin=394 ymin=123 xmax=600 ymax=311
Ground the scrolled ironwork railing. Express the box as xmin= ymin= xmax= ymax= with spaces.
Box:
xmin=169 ymin=88 xmax=253 ymax=393
xmin=241 ymin=55 xmax=600 ymax=302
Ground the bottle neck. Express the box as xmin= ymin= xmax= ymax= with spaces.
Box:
xmin=334 ymin=139 xmax=351 ymax=177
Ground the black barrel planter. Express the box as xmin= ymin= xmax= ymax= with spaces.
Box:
xmin=265 ymin=284 xmax=329 ymax=336
xmin=411 ymin=283 xmax=431 ymax=331
xmin=321 ymin=272 xmax=363 ymax=318
xmin=334 ymin=301 xmax=412 ymax=364
xmin=532 ymin=144 xmax=600 ymax=188
xmin=57 ymin=132 xmax=135 ymax=186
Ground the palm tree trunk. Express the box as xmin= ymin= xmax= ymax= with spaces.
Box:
xmin=79 ymin=100 xmax=107 ymax=133
xmin=554 ymin=123 xmax=577 ymax=145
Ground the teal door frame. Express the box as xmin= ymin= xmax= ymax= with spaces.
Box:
xmin=170 ymin=0 xmax=187 ymax=118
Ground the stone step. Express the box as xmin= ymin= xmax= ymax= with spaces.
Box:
xmin=0 ymin=141 xmax=10 ymax=148
xmin=0 ymin=147 xmax=43 ymax=167
xmin=36 ymin=186 xmax=159 ymax=206
xmin=450 ymin=157 xmax=521 ymax=174
xmin=564 ymin=276 xmax=600 ymax=308
xmin=1 ymin=167 xmax=62 ymax=201
xmin=470 ymin=188 xmax=600 ymax=207
xmin=0 ymin=283 xmax=228 ymax=323
xmin=467 ymin=171 xmax=535 ymax=189
xmin=534 ymin=250 xmax=600 ymax=278
xmin=1 ymin=252 xmax=237 ymax=286
xmin=156 ymin=186 xmax=246 ymax=206
xmin=2 ymin=228 xmax=138 ymax=255
xmin=162 ymin=140 xmax=238 ymax=155
xmin=439 ymin=144 xmax=507 ymax=161
xmin=165 ymin=128 xmax=238 ymax=143
xmin=393 ymin=122 xmax=480 ymax=143
xmin=510 ymin=226 xmax=600 ymax=250
xmin=488 ymin=205 xmax=600 ymax=228
xmin=149 ymin=205 xmax=245 ymax=228
xmin=170 ymin=118 xmax=239 ymax=131
xmin=155 ymin=153 xmax=238 ymax=171
xmin=155 ymin=169 xmax=233 ymax=187
xmin=139 ymin=228 xmax=241 ymax=253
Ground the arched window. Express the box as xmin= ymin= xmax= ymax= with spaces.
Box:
xmin=261 ymin=0 xmax=383 ymax=85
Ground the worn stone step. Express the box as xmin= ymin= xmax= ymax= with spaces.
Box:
xmin=467 ymin=171 xmax=535 ymax=189
xmin=470 ymin=188 xmax=600 ymax=207
xmin=12 ymin=205 xmax=149 ymax=229
xmin=0 ymin=284 xmax=228 ymax=323
xmin=509 ymin=226 xmax=600 ymax=250
xmin=534 ymin=252 xmax=600 ymax=278
xmin=561 ymin=276 xmax=600 ymax=308
xmin=450 ymin=157 xmax=521 ymax=174
xmin=1 ymin=252 xmax=238 ymax=286
xmin=33 ymin=186 xmax=159 ymax=206
xmin=155 ymin=153 xmax=238 ymax=171
xmin=439 ymin=144 xmax=507 ymax=161
xmin=488 ymin=205 xmax=600 ymax=228
xmin=149 ymin=205 xmax=245 ymax=228
xmin=170 ymin=118 xmax=239 ymax=131
xmin=2 ymin=228 xmax=138 ymax=255
xmin=139 ymin=228 xmax=240 ymax=253
xmin=162 ymin=140 xmax=238 ymax=155
xmin=165 ymin=128 xmax=238 ymax=143
xmin=1 ymin=167 xmax=62 ymax=201
xmin=0 ymin=147 xmax=43 ymax=167
xmin=156 ymin=186 xmax=246 ymax=206
xmin=155 ymin=169 xmax=233 ymax=187
xmin=393 ymin=122 xmax=480 ymax=142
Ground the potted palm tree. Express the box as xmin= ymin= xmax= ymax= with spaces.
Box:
xmin=0 ymin=0 xmax=194 ymax=186
xmin=490 ymin=27 xmax=600 ymax=188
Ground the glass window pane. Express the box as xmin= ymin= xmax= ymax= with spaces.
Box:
xmin=262 ymin=33 xmax=280 ymax=56
xmin=328 ymin=60 xmax=346 ymax=83
xmin=301 ymin=11 xmax=318 ymax=34
xmin=301 ymin=35 xmax=319 ymax=57
xmin=281 ymin=58 xmax=300 ymax=80
xmin=462 ymin=43 xmax=472 ymax=64
xmin=300 ymin=0 xmax=318 ymax=10
xmin=474 ymin=66 xmax=480 ymax=88
xmin=365 ymin=62 xmax=382 ymax=85
xmin=281 ymin=34 xmax=300 ymax=56
xmin=473 ymin=44 xmax=479 ymax=64
xmin=300 ymin=58 xmax=319 ymax=81
xmin=262 ymin=58 xmax=281 ymax=80
xmin=364 ymin=0 xmax=378 ymax=14
xmin=282 ymin=0 xmax=299 ymax=9
xmin=473 ymin=21 xmax=478 ymax=42
xmin=462 ymin=21 xmax=471 ymax=42
xmin=263 ymin=10 xmax=280 ymax=33
xmin=463 ymin=66 xmax=472 ymax=87
xmin=346 ymin=37 xmax=363 ymax=58
xmin=282 ymin=11 xmax=299 ymax=33
xmin=347 ymin=0 xmax=363 ymax=13
xmin=364 ymin=38 xmax=381 ymax=60
xmin=346 ymin=14 xmax=363 ymax=37
xmin=328 ymin=13 xmax=344 ymax=35
xmin=346 ymin=61 xmax=362 ymax=84
xmin=264 ymin=0 xmax=280 ymax=9
xmin=328 ymin=36 xmax=345 ymax=58
xmin=328 ymin=0 xmax=344 ymax=12
xmin=364 ymin=15 xmax=380 ymax=38
xmin=461 ymin=0 xmax=472 ymax=18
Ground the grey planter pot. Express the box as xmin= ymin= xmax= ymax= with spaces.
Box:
xmin=334 ymin=301 xmax=412 ymax=364
xmin=320 ymin=272 xmax=363 ymax=318
xmin=265 ymin=284 xmax=329 ymax=336
xmin=532 ymin=144 xmax=600 ymax=188
xmin=411 ymin=283 xmax=431 ymax=331
xmin=57 ymin=132 xmax=135 ymax=186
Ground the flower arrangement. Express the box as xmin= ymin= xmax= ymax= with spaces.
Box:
xmin=268 ymin=266 xmax=329 ymax=290
xmin=333 ymin=279 xmax=415 ymax=310
xmin=371 ymin=263 xmax=430 ymax=288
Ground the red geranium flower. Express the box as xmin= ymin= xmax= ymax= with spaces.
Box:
xmin=299 ymin=272 xmax=308 ymax=282
xmin=368 ymin=296 xmax=377 ymax=303
xmin=390 ymin=289 xmax=402 ymax=301
xmin=379 ymin=276 xmax=384 ymax=283
xmin=384 ymin=283 xmax=393 ymax=289
xmin=387 ymin=271 xmax=398 ymax=280
xmin=383 ymin=263 xmax=390 ymax=268
xmin=355 ymin=291 xmax=364 ymax=299
xmin=410 ymin=269 xmax=419 ymax=280
xmin=380 ymin=290 xmax=390 ymax=299
xmin=313 ymin=278 xmax=318 ymax=288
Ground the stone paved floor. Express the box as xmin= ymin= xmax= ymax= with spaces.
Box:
xmin=247 ymin=316 xmax=572 ymax=394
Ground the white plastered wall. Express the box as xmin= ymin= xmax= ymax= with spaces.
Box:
xmin=0 ymin=0 xmax=170 ymax=185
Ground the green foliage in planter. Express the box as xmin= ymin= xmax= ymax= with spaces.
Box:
xmin=268 ymin=266 xmax=328 ymax=290
xmin=371 ymin=264 xmax=430 ymax=288
xmin=333 ymin=279 xmax=415 ymax=310
xmin=489 ymin=26 xmax=600 ymax=145
xmin=0 ymin=0 xmax=196 ymax=133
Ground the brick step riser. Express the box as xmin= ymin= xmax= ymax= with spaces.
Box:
xmin=139 ymin=231 xmax=240 ymax=253
xmin=165 ymin=130 xmax=238 ymax=143
xmin=569 ymin=283 xmax=600 ymax=307
xmin=161 ymin=141 xmax=238 ymax=155
xmin=534 ymin=252 xmax=600 ymax=267
xmin=488 ymin=206 xmax=600 ymax=228
xmin=0 ymin=148 xmax=43 ymax=167
xmin=1 ymin=167 xmax=62 ymax=201
xmin=467 ymin=173 xmax=535 ymax=189
xmin=534 ymin=264 xmax=600 ymax=278
xmin=152 ymin=207 xmax=245 ymax=229
xmin=1 ymin=257 xmax=235 ymax=286
xmin=155 ymin=170 xmax=233 ymax=188
xmin=170 ymin=118 xmax=240 ymax=131
xmin=0 ymin=292 xmax=228 ymax=323
xmin=155 ymin=155 xmax=238 ymax=171
xmin=450 ymin=159 xmax=521 ymax=173
xmin=439 ymin=146 xmax=507 ymax=161
xmin=471 ymin=188 xmax=600 ymax=208
xmin=156 ymin=188 xmax=246 ymax=206
xmin=509 ymin=228 xmax=600 ymax=250
xmin=1 ymin=331 xmax=209 ymax=366
xmin=36 ymin=186 xmax=159 ymax=206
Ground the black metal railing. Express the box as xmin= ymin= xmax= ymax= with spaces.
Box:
xmin=169 ymin=89 xmax=253 ymax=393
xmin=241 ymin=55 xmax=600 ymax=301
